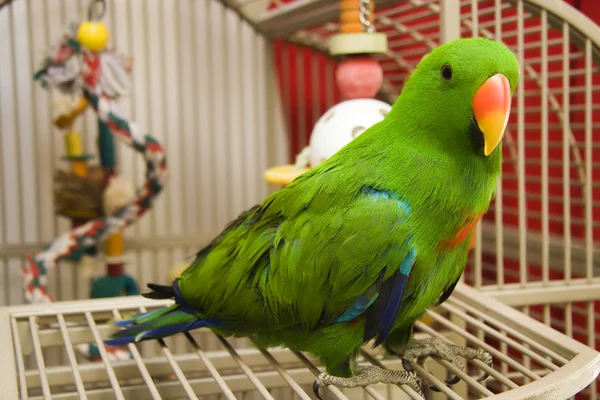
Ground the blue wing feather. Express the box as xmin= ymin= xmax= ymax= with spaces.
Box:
xmin=335 ymin=291 xmax=380 ymax=322
xmin=372 ymin=245 xmax=415 ymax=346
xmin=336 ymin=187 xmax=416 ymax=346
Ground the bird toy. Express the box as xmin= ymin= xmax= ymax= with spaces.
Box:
xmin=265 ymin=0 xmax=390 ymax=186
xmin=25 ymin=0 xmax=167 ymax=360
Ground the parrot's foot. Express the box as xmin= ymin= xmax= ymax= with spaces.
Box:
xmin=386 ymin=337 xmax=492 ymax=392
xmin=313 ymin=365 xmax=422 ymax=400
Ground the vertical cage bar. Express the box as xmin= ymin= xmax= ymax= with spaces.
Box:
xmin=543 ymin=304 xmax=551 ymax=327
xmin=11 ymin=318 xmax=28 ymax=400
xmin=540 ymin=10 xmax=549 ymax=289
xmin=471 ymin=0 xmax=478 ymax=37
xmin=522 ymin=305 xmax=531 ymax=384
xmin=565 ymin=303 xmax=573 ymax=338
xmin=255 ymin=32 xmax=269 ymax=197
xmin=134 ymin=0 xmax=152 ymax=291
xmin=439 ymin=0 xmax=461 ymax=44
xmin=0 ymin=1 xmax=22 ymax=306
xmin=474 ymin=223 xmax=482 ymax=288
xmin=562 ymin=22 xmax=572 ymax=283
xmin=195 ymin=0 xmax=217 ymax=235
xmin=325 ymin=60 xmax=334 ymax=109
xmin=46 ymin=0 xmax=61 ymax=302
xmin=588 ymin=301 xmax=597 ymax=400
xmin=494 ymin=0 xmax=502 ymax=37
xmin=539 ymin=10 xmax=551 ymax=328
xmin=56 ymin=314 xmax=87 ymax=398
xmin=113 ymin=310 xmax=162 ymax=400
xmin=176 ymin=0 xmax=196 ymax=241
xmin=215 ymin=335 xmax=275 ymax=400
xmin=494 ymin=0 xmax=504 ymax=288
xmin=159 ymin=0 xmax=174 ymax=248
xmin=143 ymin=0 xmax=158 ymax=244
xmin=296 ymin=47 xmax=307 ymax=151
xmin=517 ymin=0 xmax=527 ymax=287
xmin=584 ymin=39 xmax=593 ymax=281
xmin=12 ymin=2 xmax=39 ymax=301
xmin=176 ymin=0 xmax=186 ymax=242
xmin=281 ymin=42 xmax=292 ymax=154
xmin=0 ymin=35 xmax=6 ymax=305
xmin=184 ymin=332 xmax=237 ymax=400
xmin=28 ymin=316 xmax=52 ymax=398
xmin=156 ymin=337 xmax=200 ymax=400
xmin=500 ymin=329 xmax=509 ymax=379
xmin=224 ymin=6 xmax=243 ymax=216
xmin=24 ymin=1 xmax=53 ymax=304
xmin=311 ymin=55 xmax=320 ymax=123
xmin=26 ymin=0 xmax=51 ymax=307
xmin=476 ymin=319 xmax=487 ymax=388
xmin=84 ymin=312 xmax=125 ymax=399
xmin=254 ymin=345 xmax=312 ymax=400
xmin=241 ymin=20 xmax=258 ymax=207
xmin=126 ymin=0 xmax=141 ymax=241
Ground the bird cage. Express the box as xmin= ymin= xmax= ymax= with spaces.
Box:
xmin=0 ymin=0 xmax=599 ymax=399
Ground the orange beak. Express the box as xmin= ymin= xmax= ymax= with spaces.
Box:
xmin=472 ymin=74 xmax=512 ymax=156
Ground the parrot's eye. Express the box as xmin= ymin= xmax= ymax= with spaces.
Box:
xmin=440 ymin=64 xmax=453 ymax=81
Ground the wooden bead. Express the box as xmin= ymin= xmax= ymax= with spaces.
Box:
xmin=339 ymin=0 xmax=374 ymax=33
xmin=71 ymin=161 xmax=89 ymax=178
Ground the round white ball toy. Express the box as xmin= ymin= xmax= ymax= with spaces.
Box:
xmin=307 ymin=98 xmax=392 ymax=168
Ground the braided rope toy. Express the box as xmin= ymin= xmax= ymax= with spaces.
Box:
xmin=23 ymin=19 xmax=167 ymax=305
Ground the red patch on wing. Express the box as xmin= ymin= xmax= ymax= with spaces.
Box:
xmin=440 ymin=214 xmax=483 ymax=250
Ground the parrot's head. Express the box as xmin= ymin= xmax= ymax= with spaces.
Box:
xmin=395 ymin=37 xmax=520 ymax=159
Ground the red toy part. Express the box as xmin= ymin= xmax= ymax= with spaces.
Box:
xmin=336 ymin=57 xmax=383 ymax=99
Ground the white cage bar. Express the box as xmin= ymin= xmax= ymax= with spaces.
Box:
xmin=0 ymin=283 xmax=597 ymax=399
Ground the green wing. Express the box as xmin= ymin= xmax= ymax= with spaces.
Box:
xmin=178 ymin=178 xmax=414 ymax=336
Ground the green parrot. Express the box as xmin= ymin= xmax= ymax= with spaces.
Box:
xmin=107 ymin=37 xmax=519 ymax=396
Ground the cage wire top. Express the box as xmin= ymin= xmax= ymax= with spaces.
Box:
xmin=2 ymin=283 xmax=599 ymax=399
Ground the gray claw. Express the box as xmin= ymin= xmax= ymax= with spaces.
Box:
xmin=428 ymin=374 xmax=461 ymax=393
xmin=477 ymin=371 xmax=490 ymax=382
xmin=313 ymin=379 xmax=324 ymax=400
xmin=445 ymin=375 xmax=461 ymax=385
xmin=477 ymin=356 xmax=493 ymax=382
xmin=429 ymin=384 xmax=441 ymax=392
xmin=402 ymin=357 xmax=414 ymax=372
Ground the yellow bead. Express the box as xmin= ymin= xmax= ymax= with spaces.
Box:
xmin=77 ymin=21 xmax=109 ymax=52
xmin=65 ymin=131 xmax=84 ymax=156
xmin=105 ymin=232 xmax=124 ymax=257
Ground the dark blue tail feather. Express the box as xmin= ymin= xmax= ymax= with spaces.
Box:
xmin=105 ymin=279 xmax=221 ymax=347
xmin=105 ymin=319 xmax=209 ymax=346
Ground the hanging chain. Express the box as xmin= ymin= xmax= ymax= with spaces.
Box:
xmin=359 ymin=0 xmax=376 ymax=33
xmin=88 ymin=0 xmax=106 ymax=21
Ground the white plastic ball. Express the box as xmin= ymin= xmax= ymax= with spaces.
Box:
xmin=308 ymin=98 xmax=392 ymax=167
